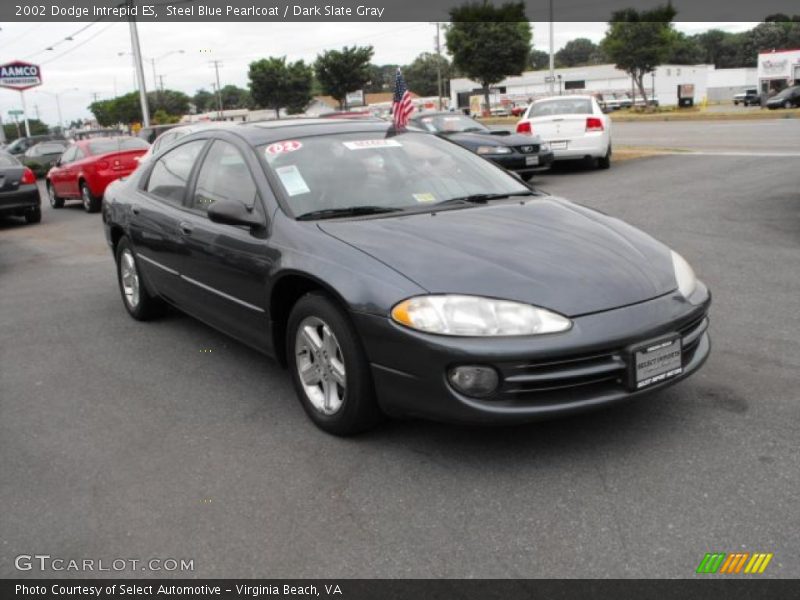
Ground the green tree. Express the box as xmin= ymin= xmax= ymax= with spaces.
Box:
xmin=193 ymin=89 xmax=214 ymax=112
xmin=555 ymin=38 xmax=600 ymax=67
xmin=528 ymin=49 xmax=550 ymax=70
xmin=446 ymin=1 xmax=532 ymax=112
xmin=3 ymin=118 xmax=50 ymax=141
xmin=149 ymin=89 xmax=190 ymax=116
xmin=249 ymin=56 xmax=313 ymax=118
xmin=314 ymin=46 xmax=374 ymax=109
xmin=219 ymin=85 xmax=253 ymax=110
xmin=364 ymin=64 xmax=399 ymax=93
xmin=403 ymin=52 xmax=452 ymax=97
xmin=667 ymin=32 xmax=705 ymax=64
xmin=601 ymin=3 xmax=677 ymax=106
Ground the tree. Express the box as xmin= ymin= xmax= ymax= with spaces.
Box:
xmin=193 ymin=89 xmax=215 ymax=113
xmin=601 ymin=4 xmax=677 ymax=106
xmin=249 ymin=56 xmax=313 ymax=118
xmin=314 ymin=46 xmax=374 ymax=109
xmin=555 ymin=38 xmax=600 ymax=67
xmin=403 ymin=53 xmax=452 ymax=97
xmin=3 ymin=119 xmax=50 ymax=141
xmin=446 ymin=1 xmax=532 ymax=113
xmin=528 ymin=49 xmax=549 ymax=70
xmin=667 ymin=32 xmax=705 ymax=64
xmin=149 ymin=89 xmax=190 ymax=116
xmin=219 ymin=85 xmax=253 ymax=110
xmin=364 ymin=64 xmax=399 ymax=93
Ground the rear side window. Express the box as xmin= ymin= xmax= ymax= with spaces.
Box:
xmin=190 ymin=140 xmax=258 ymax=213
xmin=145 ymin=140 xmax=206 ymax=206
xmin=531 ymin=98 xmax=593 ymax=117
xmin=88 ymin=138 xmax=149 ymax=155
xmin=60 ymin=146 xmax=77 ymax=164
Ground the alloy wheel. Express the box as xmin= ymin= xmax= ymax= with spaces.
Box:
xmin=119 ymin=249 xmax=140 ymax=309
xmin=294 ymin=316 xmax=347 ymax=415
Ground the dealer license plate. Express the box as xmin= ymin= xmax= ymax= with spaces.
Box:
xmin=631 ymin=335 xmax=682 ymax=390
xmin=525 ymin=155 xmax=539 ymax=166
xmin=550 ymin=141 xmax=567 ymax=150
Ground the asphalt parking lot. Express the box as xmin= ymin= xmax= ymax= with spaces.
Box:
xmin=1 ymin=138 xmax=799 ymax=578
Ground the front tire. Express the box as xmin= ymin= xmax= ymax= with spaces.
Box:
xmin=287 ymin=293 xmax=382 ymax=436
xmin=81 ymin=182 xmax=101 ymax=213
xmin=115 ymin=237 xmax=163 ymax=321
xmin=48 ymin=182 xmax=64 ymax=209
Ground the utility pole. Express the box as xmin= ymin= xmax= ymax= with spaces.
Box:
xmin=434 ymin=22 xmax=443 ymax=110
xmin=158 ymin=75 xmax=165 ymax=92
xmin=548 ymin=0 xmax=555 ymax=95
xmin=150 ymin=57 xmax=157 ymax=92
xmin=20 ymin=91 xmax=31 ymax=137
xmin=127 ymin=0 xmax=150 ymax=127
xmin=210 ymin=60 xmax=223 ymax=119
xmin=33 ymin=104 xmax=40 ymax=120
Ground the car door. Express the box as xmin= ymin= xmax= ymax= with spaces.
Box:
xmin=51 ymin=146 xmax=76 ymax=196
xmin=130 ymin=139 xmax=208 ymax=307
xmin=176 ymin=138 xmax=274 ymax=351
xmin=62 ymin=146 xmax=87 ymax=197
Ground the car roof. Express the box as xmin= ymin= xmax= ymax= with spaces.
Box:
xmin=534 ymin=95 xmax=594 ymax=103
xmin=412 ymin=111 xmax=467 ymax=118
xmin=224 ymin=118 xmax=401 ymax=145
xmin=75 ymin=135 xmax=141 ymax=147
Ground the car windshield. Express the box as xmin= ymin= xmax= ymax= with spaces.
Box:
xmin=416 ymin=114 xmax=489 ymax=134
xmin=531 ymin=98 xmax=593 ymax=116
xmin=37 ymin=143 xmax=67 ymax=154
xmin=773 ymin=86 xmax=798 ymax=99
xmin=88 ymin=138 xmax=149 ymax=155
xmin=0 ymin=152 xmax=19 ymax=166
xmin=260 ymin=131 xmax=531 ymax=219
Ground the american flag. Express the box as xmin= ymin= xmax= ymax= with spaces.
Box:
xmin=392 ymin=68 xmax=414 ymax=129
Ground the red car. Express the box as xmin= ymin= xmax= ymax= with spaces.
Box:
xmin=46 ymin=136 xmax=149 ymax=213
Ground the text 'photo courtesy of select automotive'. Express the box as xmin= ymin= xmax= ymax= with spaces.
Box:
xmin=0 ymin=0 xmax=798 ymax=598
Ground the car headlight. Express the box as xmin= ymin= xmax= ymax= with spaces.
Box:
xmin=671 ymin=251 xmax=697 ymax=298
xmin=476 ymin=145 xmax=512 ymax=155
xmin=391 ymin=295 xmax=572 ymax=336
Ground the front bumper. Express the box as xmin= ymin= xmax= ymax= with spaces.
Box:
xmin=490 ymin=151 xmax=555 ymax=173
xmin=351 ymin=285 xmax=711 ymax=424
xmin=0 ymin=185 xmax=40 ymax=214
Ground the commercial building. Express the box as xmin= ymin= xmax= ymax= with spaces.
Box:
xmin=757 ymin=48 xmax=800 ymax=95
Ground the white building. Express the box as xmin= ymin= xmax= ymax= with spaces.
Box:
xmin=758 ymin=49 xmax=800 ymax=95
xmin=449 ymin=63 xmax=759 ymax=110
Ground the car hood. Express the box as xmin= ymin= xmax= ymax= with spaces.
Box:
xmin=319 ymin=198 xmax=677 ymax=317
xmin=445 ymin=131 xmax=540 ymax=147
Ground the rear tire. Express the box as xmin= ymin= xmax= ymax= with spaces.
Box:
xmin=115 ymin=236 xmax=164 ymax=321
xmin=287 ymin=292 xmax=383 ymax=436
xmin=598 ymin=145 xmax=611 ymax=169
xmin=25 ymin=207 xmax=42 ymax=224
xmin=48 ymin=182 xmax=64 ymax=209
xmin=81 ymin=182 xmax=101 ymax=213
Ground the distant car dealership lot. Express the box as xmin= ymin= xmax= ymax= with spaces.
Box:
xmin=1 ymin=121 xmax=798 ymax=577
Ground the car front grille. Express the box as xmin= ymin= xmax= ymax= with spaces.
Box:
xmin=494 ymin=310 xmax=709 ymax=405
xmin=514 ymin=144 xmax=540 ymax=154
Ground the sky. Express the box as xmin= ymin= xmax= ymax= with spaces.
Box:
xmin=0 ymin=21 xmax=757 ymax=126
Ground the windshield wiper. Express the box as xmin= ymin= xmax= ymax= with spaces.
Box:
xmin=296 ymin=205 xmax=403 ymax=221
xmin=433 ymin=191 xmax=536 ymax=208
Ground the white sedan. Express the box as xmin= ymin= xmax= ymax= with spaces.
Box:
xmin=515 ymin=95 xmax=612 ymax=169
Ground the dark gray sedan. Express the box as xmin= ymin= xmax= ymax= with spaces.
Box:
xmin=102 ymin=119 xmax=710 ymax=435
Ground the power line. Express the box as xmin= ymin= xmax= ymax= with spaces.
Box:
xmin=1 ymin=23 xmax=45 ymax=48
xmin=40 ymin=22 xmax=118 ymax=65
xmin=23 ymin=21 xmax=103 ymax=60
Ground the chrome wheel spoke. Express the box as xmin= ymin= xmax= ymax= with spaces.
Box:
xmin=329 ymin=358 xmax=346 ymax=387
xmin=294 ymin=316 xmax=347 ymax=416
xmin=299 ymin=360 xmax=321 ymax=386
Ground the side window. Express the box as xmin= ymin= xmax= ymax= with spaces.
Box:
xmin=60 ymin=146 xmax=77 ymax=164
xmin=73 ymin=147 xmax=85 ymax=161
xmin=145 ymin=140 xmax=206 ymax=206
xmin=190 ymin=140 xmax=258 ymax=214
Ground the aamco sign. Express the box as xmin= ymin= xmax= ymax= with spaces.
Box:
xmin=0 ymin=61 xmax=43 ymax=91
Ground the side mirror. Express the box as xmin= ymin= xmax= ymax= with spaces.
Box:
xmin=207 ymin=199 xmax=263 ymax=229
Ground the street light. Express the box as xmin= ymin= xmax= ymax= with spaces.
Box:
xmin=36 ymin=87 xmax=79 ymax=132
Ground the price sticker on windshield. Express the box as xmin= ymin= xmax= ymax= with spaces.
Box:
xmin=342 ymin=139 xmax=402 ymax=150
xmin=265 ymin=140 xmax=303 ymax=155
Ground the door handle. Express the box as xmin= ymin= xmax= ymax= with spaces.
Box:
xmin=131 ymin=205 xmax=140 ymax=215
xmin=179 ymin=222 xmax=193 ymax=235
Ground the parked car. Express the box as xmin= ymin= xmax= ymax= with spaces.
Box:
xmin=137 ymin=123 xmax=180 ymax=145
xmin=0 ymin=150 xmax=41 ymax=224
xmin=22 ymin=140 xmax=68 ymax=177
xmin=410 ymin=112 xmax=554 ymax=180
xmin=103 ymin=119 xmax=710 ymax=435
xmin=733 ymin=88 xmax=759 ymax=106
xmin=516 ymin=95 xmax=612 ymax=168
xmin=766 ymin=85 xmax=800 ymax=109
xmin=71 ymin=128 xmax=125 ymax=141
xmin=136 ymin=122 xmax=236 ymax=166
xmin=4 ymin=134 xmax=65 ymax=156
xmin=46 ymin=136 xmax=150 ymax=213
